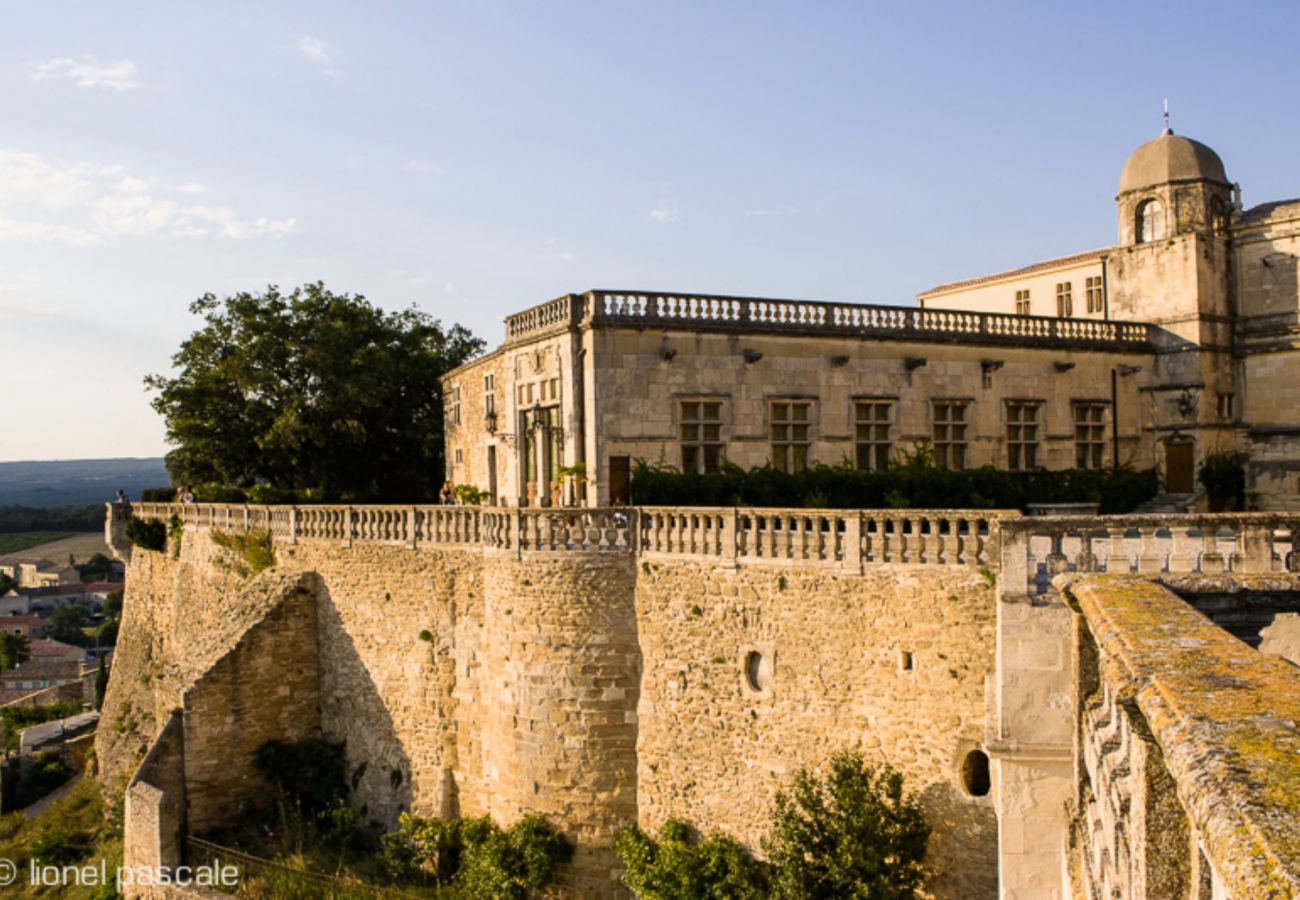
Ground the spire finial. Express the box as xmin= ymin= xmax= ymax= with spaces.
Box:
xmin=1162 ymin=98 xmax=1172 ymax=135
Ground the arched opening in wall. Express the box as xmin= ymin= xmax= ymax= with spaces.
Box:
xmin=1210 ymin=195 xmax=1228 ymax=234
xmin=744 ymin=651 xmax=766 ymax=693
xmin=1137 ymin=198 xmax=1165 ymax=243
xmin=961 ymin=749 xmax=991 ymax=797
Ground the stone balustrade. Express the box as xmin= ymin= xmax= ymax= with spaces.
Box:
xmin=1062 ymin=575 xmax=1300 ymax=898
xmin=497 ymin=289 xmax=1156 ymax=350
xmin=123 ymin=503 xmax=1006 ymax=568
xmin=999 ymin=513 xmax=1300 ymax=597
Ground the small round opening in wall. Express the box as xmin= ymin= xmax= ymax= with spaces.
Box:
xmin=961 ymin=749 xmax=991 ymax=797
xmin=744 ymin=651 xmax=766 ymax=693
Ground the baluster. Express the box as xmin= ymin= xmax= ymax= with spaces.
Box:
xmin=1136 ymin=526 xmax=1164 ymax=573
xmin=1046 ymin=529 xmax=1070 ymax=579
xmin=1076 ymin=528 xmax=1098 ymax=573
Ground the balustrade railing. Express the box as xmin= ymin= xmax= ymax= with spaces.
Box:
xmin=122 ymin=505 xmax=1300 ymax=581
xmin=497 ymin=289 xmax=1155 ymax=349
xmin=1001 ymin=513 xmax=1300 ymax=596
xmin=636 ymin=507 xmax=1003 ymax=568
xmin=584 ymin=290 xmax=1154 ymax=349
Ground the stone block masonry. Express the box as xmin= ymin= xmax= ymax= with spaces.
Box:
xmin=104 ymin=503 xmax=1300 ymax=898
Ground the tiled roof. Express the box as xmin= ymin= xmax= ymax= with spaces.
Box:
xmin=917 ymin=248 xmax=1110 ymax=298
xmin=1 ymin=659 xmax=82 ymax=683
xmin=29 ymin=638 xmax=86 ymax=659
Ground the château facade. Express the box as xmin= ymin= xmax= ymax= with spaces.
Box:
xmin=443 ymin=127 xmax=1300 ymax=510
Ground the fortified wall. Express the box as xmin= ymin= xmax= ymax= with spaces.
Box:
xmin=100 ymin=503 xmax=1300 ymax=898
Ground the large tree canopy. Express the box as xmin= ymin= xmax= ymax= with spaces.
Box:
xmin=146 ymin=283 xmax=484 ymax=501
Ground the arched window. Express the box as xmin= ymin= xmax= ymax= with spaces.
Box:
xmin=1136 ymin=198 xmax=1164 ymax=243
xmin=1210 ymin=195 xmax=1227 ymax=234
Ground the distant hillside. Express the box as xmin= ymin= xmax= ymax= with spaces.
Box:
xmin=0 ymin=457 xmax=169 ymax=507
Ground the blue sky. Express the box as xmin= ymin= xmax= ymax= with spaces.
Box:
xmin=4 ymin=0 xmax=1299 ymax=461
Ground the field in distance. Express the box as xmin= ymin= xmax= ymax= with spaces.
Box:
xmin=0 ymin=533 xmax=108 ymax=564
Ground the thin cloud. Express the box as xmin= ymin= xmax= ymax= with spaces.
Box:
xmin=298 ymin=36 xmax=334 ymax=73
xmin=404 ymin=159 xmax=445 ymax=175
xmin=31 ymin=56 xmax=139 ymax=91
xmin=0 ymin=149 xmax=296 ymax=245
xmin=649 ymin=204 xmax=680 ymax=223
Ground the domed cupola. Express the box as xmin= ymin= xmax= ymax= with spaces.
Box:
xmin=1116 ymin=125 xmax=1233 ymax=246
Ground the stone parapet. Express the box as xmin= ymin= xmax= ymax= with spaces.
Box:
xmin=501 ymin=289 xmax=1157 ymax=351
xmin=1062 ymin=574 xmax=1300 ymax=898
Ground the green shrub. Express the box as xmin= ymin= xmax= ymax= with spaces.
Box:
xmin=614 ymin=818 xmax=768 ymax=899
xmin=455 ymin=484 xmax=488 ymax=505
xmin=16 ymin=750 xmax=72 ymax=808
xmin=628 ymin=458 xmax=1158 ymax=513
xmin=763 ymin=751 xmax=930 ymax=899
xmin=1199 ymin=451 xmax=1246 ymax=512
xmin=124 ymin=516 xmax=166 ymax=551
xmin=380 ymin=812 xmax=573 ymax=898
xmin=211 ymin=528 xmax=276 ymax=577
xmin=139 ymin=487 xmax=176 ymax=502
xmin=252 ymin=738 xmax=349 ymax=814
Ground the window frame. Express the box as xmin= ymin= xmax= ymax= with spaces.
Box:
xmin=770 ymin=398 xmax=814 ymax=473
xmin=1015 ymin=289 xmax=1031 ymax=316
xmin=853 ymin=399 xmax=894 ymax=471
xmin=1055 ymin=282 xmax=1073 ymax=318
xmin=1085 ymin=275 xmax=1104 ymax=314
xmin=1072 ymin=401 xmax=1109 ymax=470
xmin=1004 ymin=400 xmax=1043 ymax=471
xmin=679 ymin=397 xmax=726 ymax=474
xmin=931 ymin=400 xmax=970 ymax=470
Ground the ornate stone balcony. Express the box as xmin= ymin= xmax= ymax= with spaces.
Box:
xmin=502 ymin=289 xmax=1156 ymax=351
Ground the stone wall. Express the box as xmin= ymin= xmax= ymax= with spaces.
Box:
xmin=180 ymin=572 xmax=322 ymax=834
xmin=635 ymin=559 xmax=998 ymax=898
xmin=1062 ymin=574 xmax=1300 ymax=898
xmin=123 ymin=710 xmax=185 ymax=898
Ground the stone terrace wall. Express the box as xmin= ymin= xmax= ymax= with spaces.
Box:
xmin=1063 ymin=574 xmax=1300 ymax=898
xmin=635 ymin=559 xmax=999 ymax=899
xmin=181 ymin=572 xmax=322 ymax=833
xmin=276 ymin=541 xmax=485 ymax=829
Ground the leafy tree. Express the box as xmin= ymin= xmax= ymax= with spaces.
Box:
xmin=75 ymin=553 xmax=119 ymax=583
xmin=1198 ymin=451 xmax=1246 ymax=512
xmin=0 ymin=632 xmax=31 ymax=671
xmin=50 ymin=603 xmax=91 ymax=645
xmin=103 ymin=589 xmax=124 ymax=619
xmin=615 ymin=818 xmax=768 ymax=899
xmin=145 ymin=283 xmax=483 ymax=501
xmin=0 ymin=572 xmax=15 ymax=596
xmin=763 ymin=752 xmax=930 ymax=899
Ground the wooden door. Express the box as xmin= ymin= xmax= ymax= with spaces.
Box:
xmin=609 ymin=456 xmax=631 ymax=505
xmin=1165 ymin=442 xmax=1195 ymax=493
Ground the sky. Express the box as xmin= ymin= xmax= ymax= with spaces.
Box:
xmin=3 ymin=0 xmax=1299 ymax=461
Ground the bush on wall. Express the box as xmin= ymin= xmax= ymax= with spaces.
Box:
xmin=629 ymin=458 xmax=1158 ymax=513
xmin=125 ymin=516 xmax=167 ymax=552
xmin=1198 ymin=451 xmax=1246 ymax=512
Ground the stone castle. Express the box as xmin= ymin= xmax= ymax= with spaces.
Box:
xmin=101 ymin=501 xmax=1300 ymax=898
xmin=96 ymin=126 xmax=1300 ymax=899
xmin=442 ymin=126 xmax=1300 ymax=510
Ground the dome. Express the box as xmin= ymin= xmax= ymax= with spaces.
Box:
xmin=1118 ymin=130 xmax=1228 ymax=194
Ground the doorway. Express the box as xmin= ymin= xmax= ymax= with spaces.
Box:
xmin=1165 ymin=442 xmax=1195 ymax=493
xmin=609 ymin=456 xmax=631 ymax=505
xmin=486 ymin=446 xmax=497 ymax=506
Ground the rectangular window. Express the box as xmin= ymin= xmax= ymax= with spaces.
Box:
xmin=854 ymin=401 xmax=893 ymax=470
xmin=1073 ymin=402 xmax=1108 ymax=469
xmin=1085 ymin=276 xmax=1104 ymax=313
xmin=771 ymin=400 xmax=812 ymax=473
xmin=932 ymin=401 xmax=969 ymax=470
xmin=450 ymin=385 xmax=461 ymax=425
xmin=1056 ymin=282 xmax=1073 ymax=318
xmin=1015 ymin=289 xmax=1030 ymax=316
xmin=1005 ymin=401 xmax=1042 ymax=470
xmin=1216 ymin=393 xmax=1234 ymax=419
xmin=680 ymin=400 xmax=724 ymax=474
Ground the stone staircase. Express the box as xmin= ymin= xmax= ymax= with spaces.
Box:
xmin=1132 ymin=492 xmax=1198 ymax=514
